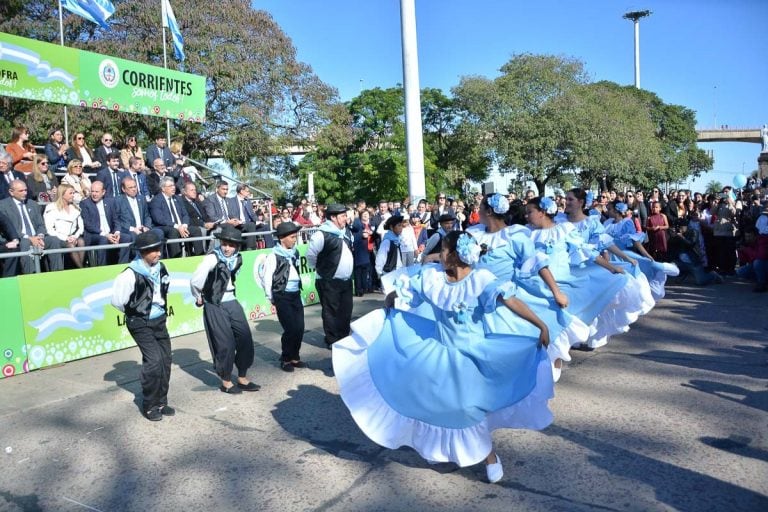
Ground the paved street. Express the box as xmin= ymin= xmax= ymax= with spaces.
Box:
xmin=0 ymin=280 xmax=766 ymax=511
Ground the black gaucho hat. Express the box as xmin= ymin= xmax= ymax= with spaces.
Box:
xmin=438 ymin=213 xmax=456 ymax=223
xmin=325 ymin=203 xmax=347 ymax=216
xmin=383 ymin=215 xmax=405 ymax=230
xmin=275 ymin=222 xmax=302 ymax=239
xmin=133 ymin=231 xmax=164 ymax=251
xmin=214 ymin=225 xmax=244 ymax=244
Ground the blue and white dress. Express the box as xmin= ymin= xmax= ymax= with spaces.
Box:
xmin=466 ymin=224 xmax=590 ymax=375
xmin=603 ymin=218 xmax=678 ymax=300
xmin=332 ymin=266 xmax=554 ymax=467
xmin=531 ymin=222 xmax=648 ymax=349
xmin=558 ymin=215 xmax=655 ymax=321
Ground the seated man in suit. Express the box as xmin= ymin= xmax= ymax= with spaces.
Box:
xmin=145 ymin=134 xmax=174 ymax=172
xmin=0 ymin=209 xmax=21 ymax=277
xmin=0 ymin=179 xmax=63 ymax=273
xmin=122 ymin=156 xmax=151 ymax=202
xmin=149 ymin=176 xmax=204 ymax=258
xmin=146 ymin=158 xmax=181 ymax=198
xmin=115 ymin=176 xmax=163 ymax=251
xmin=227 ymin=184 xmax=264 ymax=250
xmin=93 ymin=132 xmax=116 ymax=169
xmin=181 ymin=182 xmax=215 ymax=249
xmin=80 ymin=180 xmax=131 ymax=265
xmin=202 ymin=180 xmax=241 ymax=229
xmin=0 ymin=151 xmax=27 ymax=201
xmin=94 ymin=152 xmax=126 ymax=199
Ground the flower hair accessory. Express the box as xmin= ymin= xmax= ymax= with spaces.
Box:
xmin=615 ymin=202 xmax=628 ymax=213
xmin=585 ymin=190 xmax=594 ymax=206
xmin=456 ymin=233 xmax=481 ymax=265
xmin=487 ymin=194 xmax=510 ymax=215
xmin=540 ymin=197 xmax=558 ymax=215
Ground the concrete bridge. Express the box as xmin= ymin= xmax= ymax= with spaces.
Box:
xmin=696 ymin=127 xmax=762 ymax=144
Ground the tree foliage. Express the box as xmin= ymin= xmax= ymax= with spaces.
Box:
xmin=0 ymin=0 xmax=338 ymax=183
xmin=452 ymin=54 xmax=712 ymax=193
xmin=705 ymin=180 xmax=723 ymax=195
xmin=296 ymin=86 xmax=490 ymax=205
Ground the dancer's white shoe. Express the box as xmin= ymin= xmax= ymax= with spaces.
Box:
xmin=486 ymin=454 xmax=503 ymax=483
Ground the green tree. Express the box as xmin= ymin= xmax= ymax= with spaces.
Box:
xmin=705 ymin=180 xmax=723 ymax=195
xmin=296 ymin=86 xmax=485 ymax=204
xmin=592 ymin=82 xmax=713 ymax=189
xmin=421 ymin=87 xmax=491 ymax=195
xmin=0 ymin=0 xmax=337 ymax=183
xmin=567 ymin=82 xmax=662 ymax=190
xmin=453 ymin=54 xmax=589 ymax=195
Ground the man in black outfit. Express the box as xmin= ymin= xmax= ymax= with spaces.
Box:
xmin=306 ymin=203 xmax=354 ymax=348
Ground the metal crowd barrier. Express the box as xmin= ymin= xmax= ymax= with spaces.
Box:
xmin=0 ymin=228 xmax=303 ymax=275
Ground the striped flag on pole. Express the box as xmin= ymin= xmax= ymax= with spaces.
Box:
xmin=162 ymin=0 xmax=185 ymax=61
xmin=60 ymin=0 xmax=115 ymax=29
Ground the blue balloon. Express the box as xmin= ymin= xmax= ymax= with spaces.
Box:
xmin=733 ymin=174 xmax=747 ymax=188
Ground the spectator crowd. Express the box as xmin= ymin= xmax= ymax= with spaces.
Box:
xmin=1 ymin=124 xmax=767 ymax=293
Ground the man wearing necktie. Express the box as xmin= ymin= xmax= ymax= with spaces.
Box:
xmin=80 ymin=181 xmax=131 ymax=266
xmin=226 ymin=184 xmax=261 ymax=250
xmin=202 ymin=181 xmax=242 ymax=231
xmin=95 ymin=152 xmax=125 ymax=198
xmin=149 ymin=176 xmax=203 ymax=258
xmin=123 ymin=157 xmax=151 ymax=202
xmin=0 ymin=179 xmax=63 ymax=273
xmin=115 ymin=177 xmax=164 ymax=254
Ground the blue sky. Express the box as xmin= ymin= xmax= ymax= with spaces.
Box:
xmin=257 ymin=0 xmax=767 ymax=192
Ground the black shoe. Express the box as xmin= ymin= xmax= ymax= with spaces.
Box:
xmin=220 ymin=384 xmax=242 ymax=394
xmin=160 ymin=405 xmax=175 ymax=416
xmin=281 ymin=361 xmax=295 ymax=372
xmin=144 ymin=406 xmax=163 ymax=421
xmin=573 ymin=343 xmax=595 ymax=352
xmin=290 ymin=360 xmax=309 ymax=369
xmin=237 ymin=381 xmax=261 ymax=391
xmin=753 ymin=285 xmax=768 ymax=293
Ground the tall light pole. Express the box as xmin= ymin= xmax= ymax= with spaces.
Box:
xmin=623 ymin=10 xmax=651 ymax=88
xmin=399 ymin=0 xmax=426 ymax=201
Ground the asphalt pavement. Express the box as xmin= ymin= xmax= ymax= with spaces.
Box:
xmin=0 ymin=279 xmax=766 ymax=512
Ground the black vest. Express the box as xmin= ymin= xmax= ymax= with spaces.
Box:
xmin=383 ymin=240 xmax=401 ymax=273
xmin=202 ymin=254 xmax=243 ymax=305
xmin=123 ymin=264 xmax=170 ymax=318
xmin=428 ymin=231 xmax=443 ymax=255
xmin=315 ymin=230 xmax=352 ymax=279
xmin=271 ymin=252 xmax=302 ymax=294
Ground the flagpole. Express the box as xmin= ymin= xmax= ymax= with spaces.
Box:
xmin=58 ymin=1 xmax=70 ymax=143
xmin=161 ymin=1 xmax=171 ymax=144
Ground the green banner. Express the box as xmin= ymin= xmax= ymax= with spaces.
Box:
xmin=9 ymin=244 xmax=318 ymax=373
xmin=0 ymin=32 xmax=206 ymax=122
xmin=0 ymin=278 xmax=26 ymax=378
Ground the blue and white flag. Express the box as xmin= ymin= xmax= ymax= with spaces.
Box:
xmin=162 ymin=0 xmax=185 ymax=61
xmin=60 ymin=0 xmax=115 ymax=29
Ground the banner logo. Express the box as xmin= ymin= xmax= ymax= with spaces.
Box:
xmin=98 ymin=58 xmax=119 ymax=89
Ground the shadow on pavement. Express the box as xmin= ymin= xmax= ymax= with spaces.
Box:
xmin=170 ymin=348 xmax=221 ymax=390
xmin=699 ymin=436 xmax=768 ymax=463
xmin=102 ymin=360 xmax=143 ymax=411
xmin=545 ymin=424 xmax=768 ymax=512
xmin=271 ymin=384 xmax=383 ymax=463
xmin=634 ymin=343 xmax=768 ymax=379
xmin=682 ymin=379 xmax=768 ymax=413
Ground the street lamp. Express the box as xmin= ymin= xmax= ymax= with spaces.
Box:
xmin=623 ymin=10 xmax=652 ymax=88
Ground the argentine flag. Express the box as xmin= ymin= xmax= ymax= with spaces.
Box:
xmin=162 ymin=0 xmax=185 ymax=61
xmin=61 ymin=0 xmax=115 ymax=29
